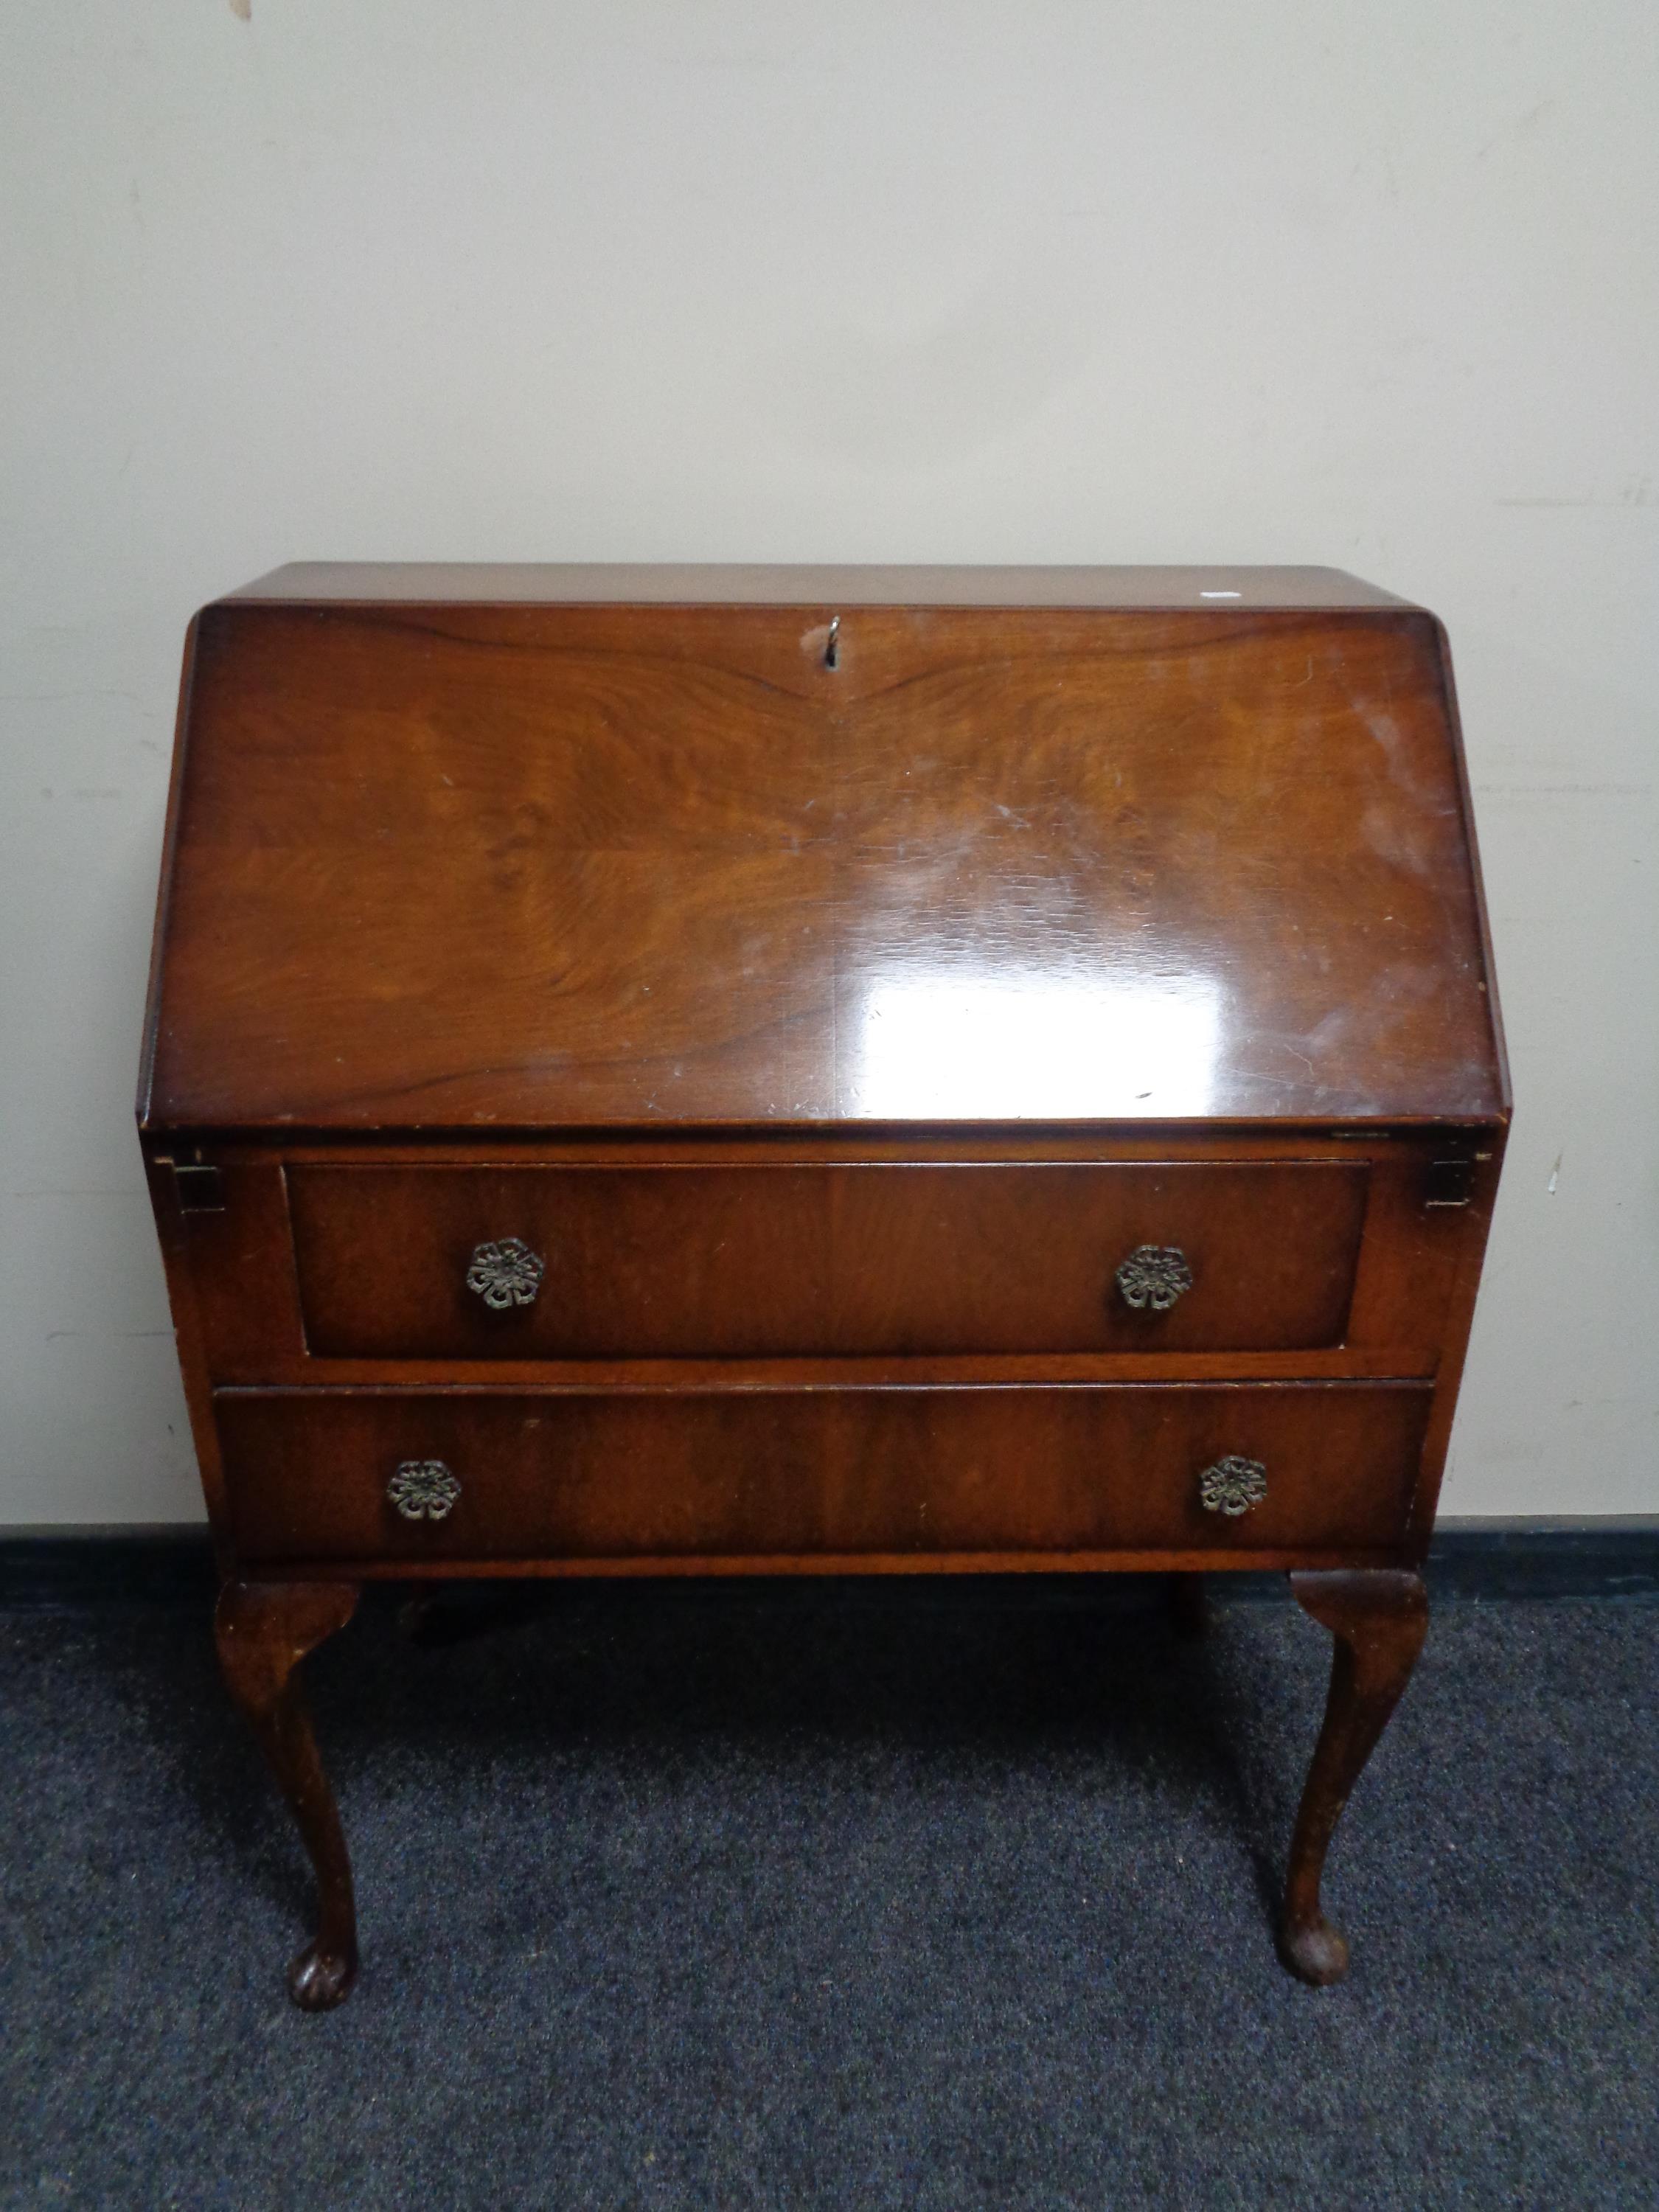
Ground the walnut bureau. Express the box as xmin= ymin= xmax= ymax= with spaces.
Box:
xmin=139 ymin=563 xmax=1508 ymax=2008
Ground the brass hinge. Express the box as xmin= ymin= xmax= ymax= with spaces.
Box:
xmin=1424 ymin=1156 xmax=1475 ymax=1208
xmin=170 ymin=1161 xmax=225 ymax=1213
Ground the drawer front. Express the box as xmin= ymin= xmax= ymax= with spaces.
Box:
xmin=215 ymin=1382 xmax=1428 ymax=1565
xmin=286 ymin=1161 xmax=1368 ymax=1360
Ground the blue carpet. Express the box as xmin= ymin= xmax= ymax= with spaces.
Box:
xmin=1 ymin=1582 xmax=1654 ymax=2208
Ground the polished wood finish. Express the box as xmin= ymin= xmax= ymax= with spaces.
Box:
xmin=177 ymin=1131 xmax=1474 ymax=1390
xmin=1280 ymin=1571 xmax=1430 ymax=1985
xmin=287 ymin=1160 xmax=1368 ymax=1360
xmin=142 ymin=587 xmax=1503 ymax=1132
xmin=139 ymin=565 xmax=1508 ymax=2005
xmin=214 ymin=1580 xmax=361 ymax=2009
xmin=213 ymin=1381 xmax=1431 ymax=1568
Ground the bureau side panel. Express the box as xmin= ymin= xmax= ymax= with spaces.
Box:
xmin=140 ymin=1150 xmax=232 ymax=1564
xmin=1406 ymin=1131 xmax=1509 ymax=1540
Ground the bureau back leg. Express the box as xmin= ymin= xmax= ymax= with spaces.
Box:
xmin=1280 ymin=1569 xmax=1427 ymax=1986
xmin=215 ymin=1579 xmax=361 ymax=2011
xmin=1164 ymin=1571 xmax=1208 ymax=1641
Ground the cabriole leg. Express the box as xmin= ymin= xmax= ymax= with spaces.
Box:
xmin=215 ymin=1579 xmax=361 ymax=2010
xmin=1280 ymin=1569 xmax=1427 ymax=1986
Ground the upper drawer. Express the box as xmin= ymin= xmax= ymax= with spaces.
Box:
xmin=286 ymin=1161 xmax=1368 ymax=1360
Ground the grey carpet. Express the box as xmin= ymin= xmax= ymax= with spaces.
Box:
xmin=1 ymin=1582 xmax=1655 ymax=2210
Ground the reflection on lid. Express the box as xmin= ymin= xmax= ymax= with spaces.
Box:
xmin=846 ymin=967 xmax=1223 ymax=1119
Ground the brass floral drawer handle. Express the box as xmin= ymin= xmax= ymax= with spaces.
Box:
xmin=1199 ymin=1455 xmax=1268 ymax=1517
xmin=387 ymin=1459 xmax=461 ymax=1523
xmin=1114 ymin=1244 xmax=1194 ymax=1311
xmin=465 ymin=1237 xmax=546 ymax=1310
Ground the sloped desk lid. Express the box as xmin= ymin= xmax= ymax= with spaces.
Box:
xmin=140 ymin=566 xmax=1507 ymax=1133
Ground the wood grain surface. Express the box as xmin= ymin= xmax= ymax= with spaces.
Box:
xmin=139 ymin=566 xmax=1509 ymax=2002
xmin=285 ymin=1159 xmax=1368 ymax=1360
xmin=141 ymin=582 xmax=1505 ymax=1132
xmin=213 ymin=1380 xmax=1432 ymax=1568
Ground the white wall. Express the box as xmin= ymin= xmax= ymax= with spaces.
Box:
xmin=2 ymin=1 xmax=1655 ymax=1524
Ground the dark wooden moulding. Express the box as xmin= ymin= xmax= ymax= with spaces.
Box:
xmin=140 ymin=564 xmax=1509 ymax=2008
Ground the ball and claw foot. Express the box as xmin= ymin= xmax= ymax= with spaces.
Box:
xmin=1279 ymin=1913 xmax=1351 ymax=1988
xmin=287 ymin=1941 xmax=358 ymax=2011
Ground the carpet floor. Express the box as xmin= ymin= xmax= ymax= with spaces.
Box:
xmin=1 ymin=1580 xmax=1655 ymax=2210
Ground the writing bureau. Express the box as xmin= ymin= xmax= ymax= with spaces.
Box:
xmin=139 ymin=563 xmax=1508 ymax=2009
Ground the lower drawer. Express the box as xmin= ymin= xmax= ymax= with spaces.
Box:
xmin=214 ymin=1382 xmax=1430 ymax=1565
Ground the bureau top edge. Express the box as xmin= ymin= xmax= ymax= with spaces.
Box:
xmin=222 ymin=561 xmax=1418 ymax=612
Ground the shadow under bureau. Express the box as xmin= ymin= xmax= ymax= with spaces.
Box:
xmin=139 ymin=563 xmax=1508 ymax=2008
